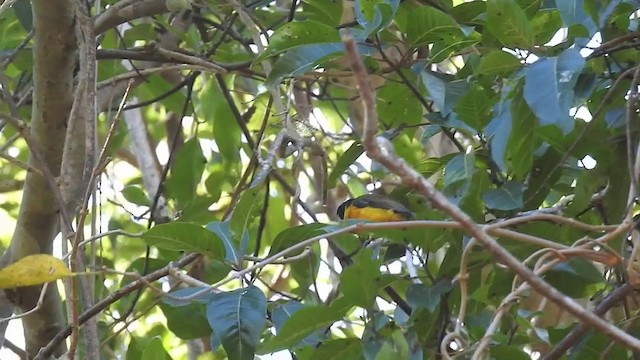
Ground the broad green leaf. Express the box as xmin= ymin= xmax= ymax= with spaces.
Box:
xmin=443 ymin=153 xmax=475 ymax=186
xmin=306 ymin=338 xmax=363 ymax=360
xmin=159 ymin=301 xmax=212 ymax=340
xmin=199 ymin=76 xmax=242 ymax=168
xmin=162 ymin=287 xmax=213 ymax=307
xmin=165 ymin=138 xmax=206 ymax=205
xmin=487 ymin=0 xmax=535 ymax=48
xmin=405 ymin=6 xmax=463 ymax=46
xmin=206 ymin=286 xmax=267 ymax=360
xmin=406 ymin=280 xmax=453 ymax=313
xmin=121 ymin=185 xmax=151 ymax=207
xmin=482 ymin=181 xmax=524 ymax=211
xmin=265 ymin=43 xmax=344 ymax=86
xmin=355 ymin=0 xmax=400 ymax=36
xmin=377 ymin=81 xmax=422 ymax=126
xmin=143 ymin=222 xmax=226 ymax=261
xmin=229 ymin=187 xmax=264 ymax=260
xmin=13 ymin=0 xmax=32 ymax=31
xmin=516 ymin=0 xmax=542 ymax=18
xmin=269 ymin=223 xmax=329 ymax=257
xmin=256 ymin=21 xmax=341 ymax=63
xmin=328 ymin=141 xmax=364 ymax=189
xmin=420 ymin=72 xmax=468 ymax=116
xmin=556 ymin=0 xmax=596 ymax=35
xmin=531 ymin=9 xmax=564 ymax=44
xmin=543 ymin=258 xmax=604 ymax=298
xmin=271 ymin=301 xmax=324 ymax=347
xmin=141 ymin=337 xmax=171 ymax=360
xmin=453 ymin=83 xmax=492 ymax=130
xmin=523 ymin=147 xmax=563 ymax=209
xmin=375 ymin=329 xmax=409 ymax=360
xmin=490 ymin=345 xmax=530 ymax=360
xmin=450 ymin=1 xmax=486 ymax=25
xmin=302 ymin=0 xmax=344 ymax=26
xmin=126 ymin=337 xmax=144 ymax=360
xmin=524 ymin=47 xmax=585 ymax=134
xmin=339 ymin=251 xmax=382 ymax=308
xmin=206 ymin=221 xmax=241 ymax=264
xmin=566 ymin=169 xmax=606 ymax=216
xmin=259 ymin=302 xmax=350 ymax=353
xmin=475 ymin=50 xmax=522 ymax=76
xmin=508 ymin=87 xmax=536 ymax=178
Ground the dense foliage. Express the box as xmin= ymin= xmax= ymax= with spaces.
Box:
xmin=1 ymin=0 xmax=640 ymax=359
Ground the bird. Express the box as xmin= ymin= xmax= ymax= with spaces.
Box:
xmin=336 ymin=194 xmax=414 ymax=222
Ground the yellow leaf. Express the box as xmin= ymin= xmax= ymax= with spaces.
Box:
xmin=0 ymin=254 xmax=75 ymax=288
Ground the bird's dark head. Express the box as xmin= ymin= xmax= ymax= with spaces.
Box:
xmin=336 ymin=199 xmax=353 ymax=220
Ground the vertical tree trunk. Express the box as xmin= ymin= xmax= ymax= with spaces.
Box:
xmin=7 ymin=0 xmax=77 ymax=357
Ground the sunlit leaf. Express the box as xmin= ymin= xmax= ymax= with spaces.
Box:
xmin=143 ymin=222 xmax=226 ymax=261
xmin=256 ymin=20 xmax=341 ymax=63
xmin=0 ymin=254 xmax=74 ymax=288
xmin=487 ymin=0 xmax=535 ymax=48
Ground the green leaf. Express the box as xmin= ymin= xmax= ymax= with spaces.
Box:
xmin=141 ymin=337 xmax=171 ymax=360
xmin=486 ymin=0 xmax=535 ymax=48
xmin=271 ymin=301 xmax=324 ymax=347
xmin=543 ymin=258 xmax=604 ymax=298
xmin=328 ymin=141 xmax=364 ymax=189
xmin=523 ymin=47 xmax=586 ymax=134
xmin=406 ymin=280 xmax=452 ymax=312
xmin=508 ymin=88 xmax=536 ymax=178
xmin=306 ymin=338 xmax=364 ymax=360
xmin=556 ymin=0 xmax=596 ymax=35
xmin=523 ymin=147 xmax=563 ymax=209
xmin=229 ymin=187 xmax=264 ymax=260
xmin=126 ymin=337 xmax=144 ymax=360
xmin=256 ymin=21 xmax=341 ymax=63
xmin=475 ymin=50 xmax=522 ymax=76
xmin=490 ymin=345 xmax=530 ymax=360
xmin=206 ymin=286 xmax=267 ymax=360
xmin=199 ymin=76 xmax=242 ymax=168
xmin=482 ymin=181 xmax=524 ymax=211
xmin=378 ymin=81 xmax=422 ymax=126
xmin=420 ymin=71 xmax=468 ymax=116
xmin=443 ymin=153 xmax=475 ymax=186
xmin=453 ymin=83 xmax=492 ymax=130
xmin=340 ymin=250 xmax=382 ymax=308
xmin=531 ymin=9 xmax=564 ymax=44
xmin=405 ymin=6 xmax=463 ymax=46
xmin=486 ymin=100 xmax=512 ymax=172
xmin=265 ymin=43 xmax=344 ymax=86
xmin=162 ymin=287 xmax=213 ymax=307
xmin=375 ymin=330 xmax=409 ymax=360
xmin=13 ymin=0 xmax=32 ymax=31
xmin=143 ymin=222 xmax=226 ymax=261
xmin=165 ymin=138 xmax=206 ymax=205
xmin=259 ymin=303 xmax=350 ymax=353
xmin=269 ymin=223 xmax=329 ymax=257
xmin=159 ymin=301 xmax=212 ymax=340
xmin=121 ymin=185 xmax=151 ymax=207
xmin=207 ymin=221 xmax=243 ymax=264
xmin=355 ymin=0 xmax=400 ymax=36
xmin=302 ymin=0 xmax=344 ymax=26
